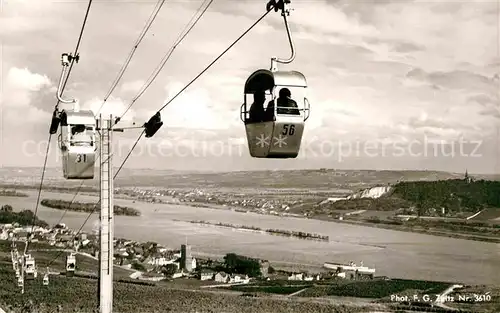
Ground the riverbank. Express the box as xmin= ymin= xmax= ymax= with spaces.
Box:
xmin=2 ymin=188 xmax=498 ymax=285
xmin=318 ymin=217 xmax=500 ymax=244
xmin=135 ymin=193 xmax=500 ymax=244
xmin=4 ymin=184 xmax=500 ymax=244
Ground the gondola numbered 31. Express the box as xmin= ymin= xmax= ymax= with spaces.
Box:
xmin=51 ymin=52 xmax=97 ymax=180
xmin=240 ymin=0 xmax=310 ymax=158
xmin=58 ymin=109 xmax=96 ymax=179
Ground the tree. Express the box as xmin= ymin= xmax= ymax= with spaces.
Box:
xmin=1 ymin=204 xmax=13 ymax=212
xmin=161 ymin=263 xmax=177 ymax=276
xmin=224 ymin=253 xmax=261 ymax=277
xmin=131 ymin=261 xmax=146 ymax=272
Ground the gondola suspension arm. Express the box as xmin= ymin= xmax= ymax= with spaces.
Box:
xmin=56 ymin=53 xmax=79 ymax=104
xmin=268 ymin=0 xmax=295 ymax=71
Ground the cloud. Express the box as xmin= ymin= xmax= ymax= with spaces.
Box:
xmin=1 ymin=67 xmax=52 ymax=109
xmin=479 ymin=107 xmax=500 ymax=120
xmin=468 ymin=94 xmax=497 ymax=107
xmin=82 ymin=96 xmax=136 ymax=122
xmin=406 ymin=68 xmax=497 ymax=93
xmin=2 ymin=1 xmax=499 ymax=172
xmin=161 ymin=81 xmax=237 ymax=130
xmin=5 ymin=67 xmax=51 ymax=92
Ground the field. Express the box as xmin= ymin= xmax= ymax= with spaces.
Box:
xmin=224 ymin=279 xmax=451 ymax=298
xmin=298 ymin=279 xmax=450 ymax=298
xmin=0 ymin=267 xmax=370 ymax=313
xmin=222 ymin=279 xmax=500 ymax=312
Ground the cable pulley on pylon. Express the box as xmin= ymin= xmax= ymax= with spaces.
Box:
xmin=266 ymin=0 xmax=290 ymax=12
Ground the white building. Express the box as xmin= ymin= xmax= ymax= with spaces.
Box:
xmin=214 ymin=272 xmax=229 ymax=283
xmin=200 ymin=269 xmax=214 ymax=281
xmin=288 ymin=273 xmax=304 ymax=281
xmin=229 ymin=274 xmax=249 ymax=284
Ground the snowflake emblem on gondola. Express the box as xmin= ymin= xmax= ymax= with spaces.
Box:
xmin=273 ymin=135 xmax=287 ymax=147
xmin=256 ymin=134 xmax=271 ymax=147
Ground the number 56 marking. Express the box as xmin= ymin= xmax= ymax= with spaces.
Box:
xmin=76 ymin=154 xmax=87 ymax=163
xmin=282 ymin=124 xmax=295 ymax=136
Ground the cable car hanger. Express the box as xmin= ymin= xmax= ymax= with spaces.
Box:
xmin=56 ymin=53 xmax=80 ymax=105
xmin=266 ymin=0 xmax=295 ymax=72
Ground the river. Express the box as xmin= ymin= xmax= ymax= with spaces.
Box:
xmin=2 ymin=190 xmax=499 ymax=285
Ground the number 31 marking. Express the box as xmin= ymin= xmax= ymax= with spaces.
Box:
xmin=282 ymin=124 xmax=295 ymax=136
xmin=76 ymin=154 xmax=87 ymax=163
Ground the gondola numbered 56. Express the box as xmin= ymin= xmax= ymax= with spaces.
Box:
xmin=240 ymin=0 xmax=310 ymax=158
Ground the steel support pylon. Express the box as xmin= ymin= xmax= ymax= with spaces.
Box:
xmin=99 ymin=115 xmax=114 ymax=313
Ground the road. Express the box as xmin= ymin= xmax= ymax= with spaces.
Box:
xmin=434 ymin=284 xmax=463 ymax=310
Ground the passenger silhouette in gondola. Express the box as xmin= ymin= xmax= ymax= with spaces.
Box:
xmin=248 ymin=91 xmax=266 ymax=123
xmin=71 ymin=125 xmax=92 ymax=146
xmin=264 ymin=87 xmax=299 ymax=120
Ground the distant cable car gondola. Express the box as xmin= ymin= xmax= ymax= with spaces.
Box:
xmin=240 ymin=0 xmax=310 ymax=158
xmin=66 ymin=253 xmax=76 ymax=276
xmin=24 ymin=254 xmax=36 ymax=280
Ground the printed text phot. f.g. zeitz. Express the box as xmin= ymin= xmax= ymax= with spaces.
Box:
xmin=1 ymin=0 xmax=499 ymax=312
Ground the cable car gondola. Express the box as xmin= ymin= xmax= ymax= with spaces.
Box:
xmin=240 ymin=0 xmax=310 ymax=158
xmin=43 ymin=267 xmax=50 ymax=286
xmin=58 ymin=108 xmax=96 ymax=179
xmin=24 ymin=254 xmax=36 ymax=280
xmin=51 ymin=53 xmax=96 ymax=180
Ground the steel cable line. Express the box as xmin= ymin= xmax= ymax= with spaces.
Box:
xmin=46 ymin=148 xmax=135 ymax=269
xmin=26 ymin=0 xmax=94 ymax=255
xmin=157 ymin=7 xmax=272 ymax=113
xmin=116 ymin=0 xmax=214 ymax=124
xmin=52 ymin=153 xmax=101 ymax=228
xmin=53 ymin=0 xmax=166 ymax=230
xmin=44 ymin=0 xmax=204 ymax=264
xmin=96 ymin=0 xmax=166 ymax=116
xmin=46 ymin=0 xmax=273 ymax=270
xmin=45 ymin=0 xmax=211 ymax=269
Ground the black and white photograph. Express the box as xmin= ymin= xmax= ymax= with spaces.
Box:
xmin=0 ymin=0 xmax=499 ymax=312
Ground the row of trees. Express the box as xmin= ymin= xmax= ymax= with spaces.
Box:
xmin=0 ymin=189 xmax=28 ymax=197
xmin=393 ymin=179 xmax=500 ymax=214
xmin=224 ymin=253 xmax=262 ymax=277
xmin=0 ymin=204 xmax=48 ymax=227
xmin=40 ymin=199 xmax=141 ymax=216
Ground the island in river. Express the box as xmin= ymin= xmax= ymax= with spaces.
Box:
xmin=40 ymin=199 xmax=140 ymax=216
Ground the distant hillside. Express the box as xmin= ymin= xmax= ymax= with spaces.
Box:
xmin=0 ymin=167 xmax=498 ymax=191
xmin=316 ymin=179 xmax=500 ymax=218
xmin=393 ymin=179 xmax=500 ymax=214
xmin=109 ymin=169 xmax=471 ymax=190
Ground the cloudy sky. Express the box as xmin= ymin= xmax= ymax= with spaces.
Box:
xmin=0 ymin=0 xmax=499 ymax=173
